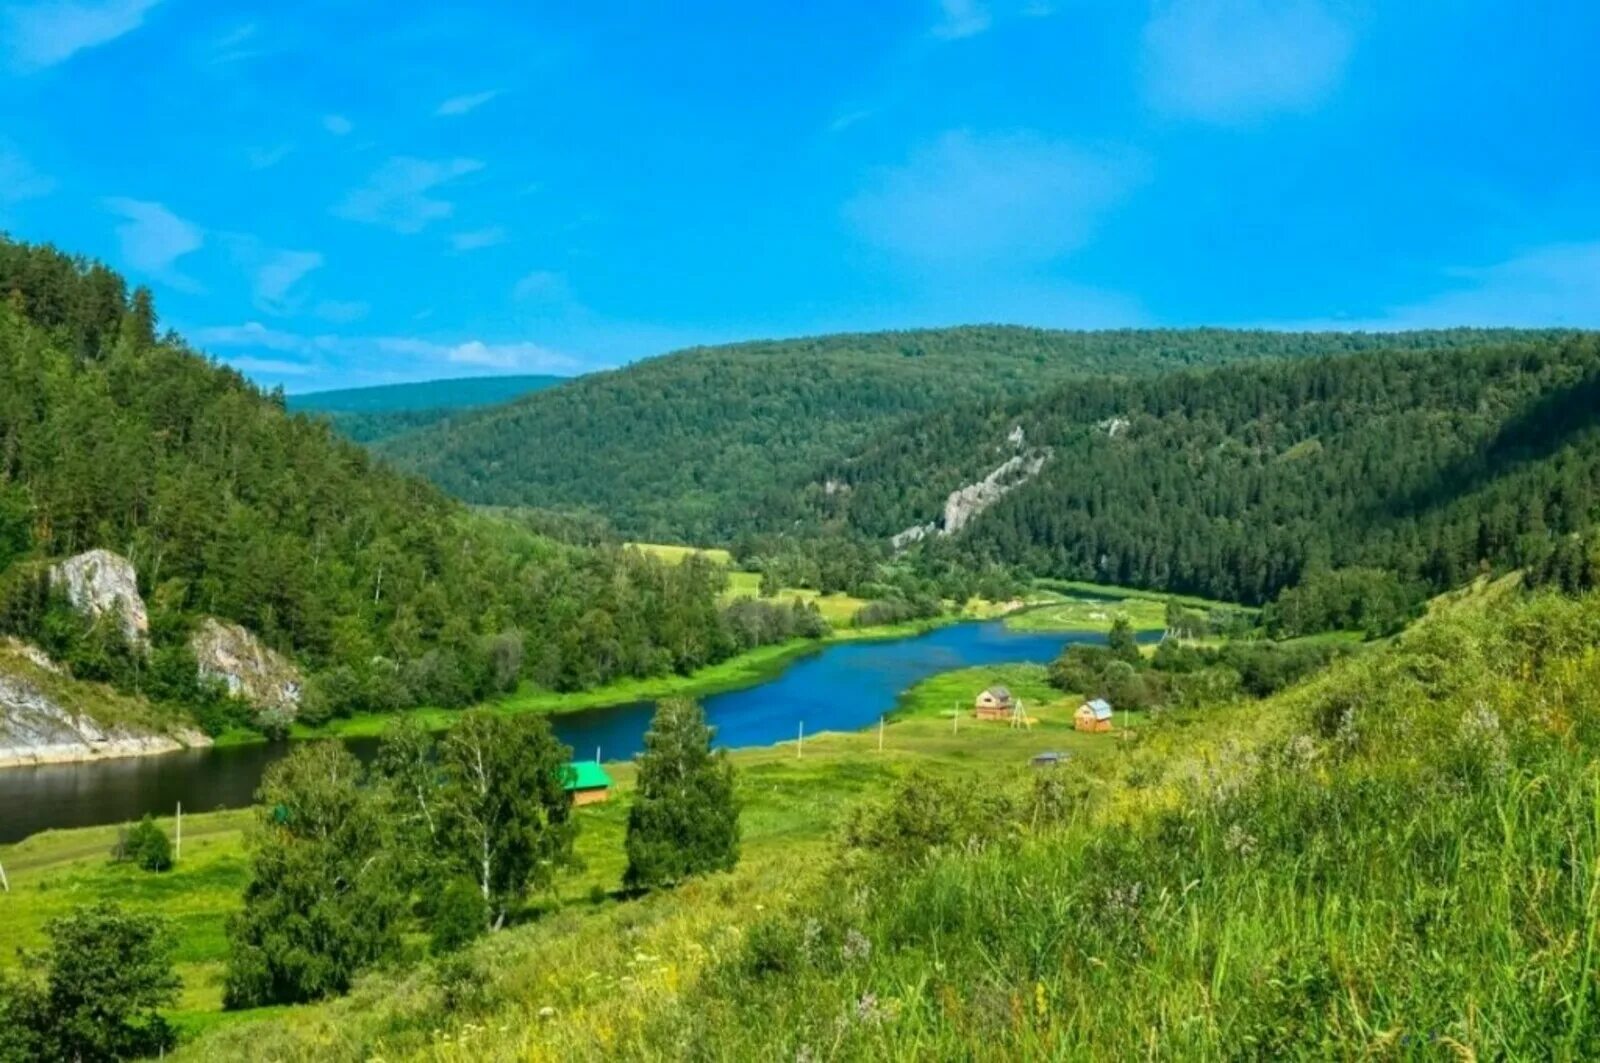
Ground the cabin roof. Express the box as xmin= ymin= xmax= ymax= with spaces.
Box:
xmin=1083 ymin=698 xmax=1113 ymax=720
xmin=985 ymin=685 xmax=1013 ymax=701
xmin=564 ymin=761 xmax=613 ymax=791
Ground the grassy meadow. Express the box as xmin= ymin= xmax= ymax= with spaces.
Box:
xmin=147 ymin=583 xmax=1600 ymax=1059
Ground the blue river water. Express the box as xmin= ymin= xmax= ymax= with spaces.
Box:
xmin=0 ymin=619 xmax=1106 ymax=844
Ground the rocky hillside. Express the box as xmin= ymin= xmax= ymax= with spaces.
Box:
xmin=373 ymin=327 xmax=1530 ymax=543
xmin=0 ymin=639 xmax=206 ymax=767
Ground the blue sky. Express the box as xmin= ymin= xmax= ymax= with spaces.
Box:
xmin=1 ymin=1 xmax=1597 ymax=392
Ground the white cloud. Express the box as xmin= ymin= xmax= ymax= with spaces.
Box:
xmin=252 ymin=249 xmax=322 ymax=313
xmin=322 ymin=114 xmax=353 ymax=136
xmin=512 ymin=270 xmax=572 ymax=303
xmin=1143 ymin=0 xmax=1353 ymax=124
xmin=435 ymin=89 xmax=502 ymax=117
xmin=334 ymin=156 xmax=485 ymax=234
xmin=192 ymin=321 xmax=304 ymax=351
xmin=0 ymin=142 xmax=54 ymax=202
xmin=103 ymin=196 xmax=203 ymax=290
xmin=451 ymin=226 xmax=508 ymax=252
xmin=1379 ymin=242 xmax=1600 ymax=329
xmin=845 ymin=130 xmax=1145 ymax=267
xmin=827 ymin=108 xmax=874 ymax=134
xmin=228 ymin=355 xmax=311 ymax=376
xmin=314 ymin=299 xmax=369 ymax=324
xmin=932 ymin=0 xmax=991 ymax=39
xmin=193 ymin=322 xmax=582 ymax=375
xmin=244 ymin=143 xmax=293 ymax=170
xmin=3 ymin=0 xmax=160 ymax=72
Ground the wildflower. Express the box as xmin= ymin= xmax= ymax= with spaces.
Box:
xmin=1105 ymin=882 xmax=1143 ymax=916
xmin=1224 ymin=823 xmax=1257 ymax=858
xmin=801 ymin=917 xmax=823 ymax=960
xmin=855 ymin=992 xmax=886 ymax=1026
xmin=1284 ymin=733 xmax=1318 ymax=771
xmin=842 ymin=928 xmax=873 ymax=964
xmin=537 ymin=1005 xmax=556 ymax=1020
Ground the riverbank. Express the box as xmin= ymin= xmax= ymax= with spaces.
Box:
xmin=0 ymin=652 xmax=1149 ymax=1036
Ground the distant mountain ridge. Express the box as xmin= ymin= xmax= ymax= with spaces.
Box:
xmin=372 ymin=326 xmax=1550 ymax=543
xmin=287 ymin=373 xmax=567 ymax=443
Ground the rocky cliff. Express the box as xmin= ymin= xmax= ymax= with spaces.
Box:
xmin=0 ymin=642 xmax=209 ymax=767
xmin=50 ymin=548 xmax=149 ymax=648
xmin=190 ymin=617 xmax=303 ymax=720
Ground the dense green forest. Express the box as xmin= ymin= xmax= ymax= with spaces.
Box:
xmin=375 ymin=327 xmax=1519 ymax=543
xmin=287 ymin=374 xmax=566 ymax=444
xmin=795 ymin=334 xmax=1599 ymax=609
xmin=0 ymin=237 xmax=810 ymax=730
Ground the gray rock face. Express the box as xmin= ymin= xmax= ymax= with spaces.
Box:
xmin=0 ymin=651 xmax=210 ymax=767
xmin=190 ymin=617 xmax=303 ymax=717
xmin=50 ymin=549 xmax=149 ymax=648
xmin=940 ymin=450 xmax=1049 ymax=536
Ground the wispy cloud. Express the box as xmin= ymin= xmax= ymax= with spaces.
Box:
xmin=252 ymin=248 xmax=322 ymax=314
xmin=194 ymin=321 xmax=582 ymax=375
xmin=205 ymin=20 xmax=260 ymax=65
xmin=846 ymin=130 xmax=1145 ymax=267
xmin=451 ymin=226 xmax=508 ymax=252
xmin=3 ymin=0 xmax=161 ymax=72
xmin=314 ymin=300 xmax=368 ymax=324
xmin=0 ymin=142 xmax=54 ymax=203
xmin=243 ymin=143 xmax=293 ymax=170
xmin=322 ymin=114 xmax=353 ymax=136
xmin=1382 ymin=242 xmax=1600 ymax=329
xmin=827 ymin=108 xmax=875 ymax=134
xmin=435 ymin=89 xmax=502 ymax=117
xmin=512 ymin=269 xmax=572 ymax=304
xmin=1143 ymin=0 xmax=1353 ymax=124
xmin=103 ymin=196 xmax=203 ymax=291
xmin=932 ymin=0 xmax=991 ymax=40
xmin=333 ymin=156 xmax=485 ymax=234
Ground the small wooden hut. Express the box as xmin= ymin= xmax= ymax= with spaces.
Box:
xmin=974 ymin=685 xmax=1015 ymax=721
xmin=563 ymin=761 xmax=614 ymax=806
xmin=1074 ymin=698 xmax=1114 ymax=733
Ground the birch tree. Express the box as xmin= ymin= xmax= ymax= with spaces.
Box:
xmin=437 ymin=710 xmax=575 ymax=930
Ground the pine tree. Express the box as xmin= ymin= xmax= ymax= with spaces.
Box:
xmin=624 ymin=699 xmax=739 ymax=890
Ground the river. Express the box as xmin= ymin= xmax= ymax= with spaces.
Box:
xmin=0 ymin=619 xmax=1109 ymax=844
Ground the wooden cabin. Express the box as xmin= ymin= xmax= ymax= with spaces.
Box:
xmin=563 ymin=761 xmax=614 ymax=806
xmin=974 ymin=685 xmax=1015 ymax=721
xmin=1030 ymin=751 xmax=1068 ymax=768
xmin=1075 ymin=698 xmax=1114 ymax=733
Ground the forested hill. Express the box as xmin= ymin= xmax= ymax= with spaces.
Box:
xmin=0 ymin=236 xmax=787 ymax=730
xmin=287 ymin=373 xmax=567 ymax=444
xmin=806 ymin=332 xmax=1599 ymax=608
xmin=374 ymin=327 xmax=1522 ymax=543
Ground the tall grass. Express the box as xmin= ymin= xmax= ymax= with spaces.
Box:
xmin=184 ymin=591 xmax=1600 ymax=1059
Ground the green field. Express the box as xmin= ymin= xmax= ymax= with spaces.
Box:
xmin=0 ymin=656 xmax=1145 ymax=1044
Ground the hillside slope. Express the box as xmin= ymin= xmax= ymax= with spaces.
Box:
xmin=0 ymin=237 xmax=777 ymax=736
xmin=287 ymin=374 xmax=567 ymax=444
xmin=179 ymin=584 xmax=1600 ymax=1059
xmin=374 ymin=328 xmax=1522 ymax=543
xmin=808 ymin=333 xmax=1599 ymax=605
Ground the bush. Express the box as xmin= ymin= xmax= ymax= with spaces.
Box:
xmin=0 ymin=903 xmax=178 ymax=1062
xmin=428 ymin=879 xmax=489 ymax=955
xmin=118 ymin=815 xmax=173 ymax=872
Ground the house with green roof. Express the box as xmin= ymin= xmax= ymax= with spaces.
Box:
xmin=564 ymin=760 xmax=614 ymax=805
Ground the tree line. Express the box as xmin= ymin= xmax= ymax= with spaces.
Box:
xmin=0 ymin=237 xmax=825 ymax=735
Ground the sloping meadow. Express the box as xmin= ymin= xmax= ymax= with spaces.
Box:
xmin=183 ymin=588 xmax=1600 ymax=1059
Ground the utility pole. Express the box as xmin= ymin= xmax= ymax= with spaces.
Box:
xmin=878 ymin=715 xmax=884 ymax=753
xmin=0 ymin=855 xmax=8 ymax=893
xmin=797 ymin=721 xmax=804 ymax=759
xmin=175 ymin=802 xmax=182 ymax=864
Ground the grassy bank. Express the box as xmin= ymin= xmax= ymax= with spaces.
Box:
xmin=294 ymin=604 xmax=1005 ymax=741
xmin=172 ymin=589 xmax=1600 ymax=1059
xmin=1 ymin=651 xmax=1142 ymax=1042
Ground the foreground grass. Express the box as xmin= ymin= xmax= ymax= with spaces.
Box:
xmin=169 ymin=589 xmax=1600 ymax=1059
